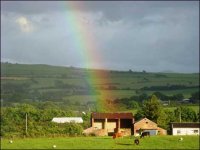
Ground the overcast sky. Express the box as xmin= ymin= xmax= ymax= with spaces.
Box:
xmin=1 ymin=1 xmax=199 ymax=73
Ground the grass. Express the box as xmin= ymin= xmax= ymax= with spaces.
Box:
xmin=1 ymin=63 xmax=199 ymax=111
xmin=1 ymin=136 xmax=199 ymax=149
xmin=65 ymin=90 xmax=136 ymax=102
xmin=144 ymin=88 xmax=199 ymax=99
xmin=164 ymin=105 xmax=199 ymax=113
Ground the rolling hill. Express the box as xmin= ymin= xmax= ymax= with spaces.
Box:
xmin=1 ymin=62 xmax=199 ymax=111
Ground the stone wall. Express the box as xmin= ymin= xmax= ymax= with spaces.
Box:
xmin=119 ymin=128 xmax=131 ymax=136
xmin=83 ymin=127 xmax=108 ymax=136
xmin=94 ymin=129 xmax=108 ymax=136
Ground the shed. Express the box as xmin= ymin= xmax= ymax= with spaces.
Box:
xmin=52 ymin=117 xmax=83 ymax=123
xmin=171 ymin=122 xmax=200 ymax=135
xmin=91 ymin=112 xmax=134 ymax=136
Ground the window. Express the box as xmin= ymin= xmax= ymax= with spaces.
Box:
xmin=194 ymin=130 xmax=198 ymax=133
xmin=177 ymin=130 xmax=181 ymax=134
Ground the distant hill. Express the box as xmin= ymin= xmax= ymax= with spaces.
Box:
xmin=160 ymin=70 xmax=175 ymax=73
xmin=1 ymin=62 xmax=199 ymax=111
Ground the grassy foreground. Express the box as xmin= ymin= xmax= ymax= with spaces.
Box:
xmin=1 ymin=135 xmax=199 ymax=149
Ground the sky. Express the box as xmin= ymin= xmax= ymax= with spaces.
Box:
xmin=1 ymin=1 xmax=199 ymax=73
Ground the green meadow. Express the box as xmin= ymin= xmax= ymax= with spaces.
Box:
xmin=1 ymin=62 xmax=199 ymax=113
xmin=1 ymin=136 xmax=199 ymax=149
xmin=1 ymin=63 xmax=199 ymax=103
xmin=164 ymin=105 xmax=199 ymax=114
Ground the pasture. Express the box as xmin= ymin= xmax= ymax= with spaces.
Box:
xmin=1 ymin=135 xmax=199 ymax=149
xmin=2 ymin=63 xmax=199 ymax=111
xmin=164 ymin=105 xmax=199 ymax=113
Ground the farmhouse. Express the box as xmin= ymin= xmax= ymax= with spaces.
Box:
xmin=90 ymin=112 xmax=134 ymax=136
xmin=52 ymin=117 xmax=83 ymax=123
xmin=171 ymin=122 xmax=200 ymax=135
xmin=133 ymin=118 xmax=167 ymax=136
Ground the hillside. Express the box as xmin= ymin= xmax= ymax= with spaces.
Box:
xmin=1 ymin=62 xmax=199 ymax=111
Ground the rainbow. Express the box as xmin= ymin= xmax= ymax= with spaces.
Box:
xmin=62 ymin=2 xmax=117 ymax=112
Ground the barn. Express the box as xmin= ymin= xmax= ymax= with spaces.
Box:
xmin=171 ymin=122 xmax=200 ymax=135
xmin=90 ymin=112 xmax=134 ymax=136
xmin=133 ymin=118 xmax=167 ymax=136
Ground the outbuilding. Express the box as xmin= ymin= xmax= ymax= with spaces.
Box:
xmin=52 ymin=117 xmax=83 ymax=123
xmin=91 ymin=112 xmax=134 ymax=136
xmin=171 ymin=122 xmax=200 ymax=135
xmin=133 ymin=118 xmax=167 ymax=136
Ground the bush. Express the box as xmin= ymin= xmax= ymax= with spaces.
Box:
xmin=64 ymin=123 xmax=83 ymax=136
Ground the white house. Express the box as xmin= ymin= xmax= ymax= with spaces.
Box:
xmin=171 ymin=122 xmax=200 ymax=135
xmin=52 ymin=117 xmax=83 ymax=123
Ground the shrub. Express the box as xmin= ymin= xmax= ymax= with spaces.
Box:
xmin=64 ymin=123 xmax=83 ymax=136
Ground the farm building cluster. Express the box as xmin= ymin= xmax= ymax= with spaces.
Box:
xmin=83 ymin=113 xmax=167 ymax=136
xmin=52 ymin=112 xmax=200 ymax=136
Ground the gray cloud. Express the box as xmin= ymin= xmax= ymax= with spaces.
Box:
xmin=2 ymin=1 xmax=198 ymax=20
xmin=1 ymin=1 xmax=199 ymax=73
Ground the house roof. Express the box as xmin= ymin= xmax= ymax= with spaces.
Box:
xmin=52 ymin=117 xmax=83 ymax=123
xmin=134 ymin=118 xmax=158 ymax=130
xmin=134 ymin=118 xmax=167 ymax=131
xmin=171 ymin=122 xmax=200 ymax=128
xmin=91 ymin=112 xmax=133 ymax=119
xmin=134 ymin=118 xmax=157 ymax=125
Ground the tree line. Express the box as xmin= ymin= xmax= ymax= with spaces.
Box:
xmin=1 ymin=95 xmax=198 ymax=138
xmin=113 ymin=91 xmax=199 ymax=109
xmin=141 ymin=85 xmax=199 ymax=91
xmin=0 ymin=103 xmax=91 ymax=138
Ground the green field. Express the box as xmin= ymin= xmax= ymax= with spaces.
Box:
xmin=164 ymin=106 xmax=200 ymax=114
xmin=1 ymin=136 xmax=199 ymax=149
xmin=1 ymin=63 xmax=199 ymax=107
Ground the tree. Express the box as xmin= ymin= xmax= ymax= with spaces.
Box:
xmin=198 ymin=113 xmax=200 ymax=122
xmin=190 ymin=91 xmax=199 ymax=104
xmin=134 ymin=108 xmax=145 ymax=121
xmin=174 ymin=106 xmax=198 ymax=122
xmin=138 ymin=93 xmax=148 ymax=102
xmin=127 ymin=101 xmax=139 ymax=109
xmin=64 ymin=123 xmax=83 ymax=135
xmin=157 ymin=109 xmax=177 ymax=133
xmin=172 ymin=93 xmax=184 ymax=101
xmin=142 ymin=70 xmax=146 ymax=73
xmin=157 ymin=110 xmax=168 ymax=129
xmin=135 ymin=95 xmax=162 ymax=123
xmin=142 ymin=95 xmax=162 ymax=122
xmin=153 ymin=92 xmax=169 ymax=101
xmin=191 ymin=91 xmax=199 ymax=100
